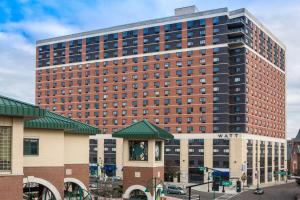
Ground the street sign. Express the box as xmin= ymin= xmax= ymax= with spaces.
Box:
xmin=198 ymin=167 xmax=205 ymax=172
xmin=222 ymin=180 xmax=232 ymax=186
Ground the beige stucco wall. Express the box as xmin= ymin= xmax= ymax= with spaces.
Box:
xmin=64 ymin=133 xmax=89 ymax=164
xmin=180 ymin=139 xmax=188 ymax=183
xmin=116 ymin=138 xmax=123 ymax=177
xmin=12 ymin=117 xmax=24 ymax=175
xmin=23 ymin=129 xmax=64 ymax=167
xmin=229 ymin=138 xmax=247 ymax=179
xmin=0 ymin=116 xmax=24 ymax=175
xmin=204 ymin=138 xmax=213 ymax=181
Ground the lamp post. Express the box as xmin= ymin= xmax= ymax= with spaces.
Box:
xmin=145 ymin=177 xmax=165 ymax=200
xmin=207 ymin=171 xmax=211 ymax=192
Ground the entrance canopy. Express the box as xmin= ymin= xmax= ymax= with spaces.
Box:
xmin=112 ymin=119 xmax=173 ymax=140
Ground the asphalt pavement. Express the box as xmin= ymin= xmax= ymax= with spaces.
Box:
xmin=166 ymin=182 xmax=300 ymax=200
xmin=231 ymin=182 xmax=300 ymax=200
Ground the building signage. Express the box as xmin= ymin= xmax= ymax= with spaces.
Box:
xmin=217 ymin=133 xmax=240 ymax=138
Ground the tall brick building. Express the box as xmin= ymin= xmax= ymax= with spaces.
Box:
xmin=36 ymin=6 xmax=286 ymax=186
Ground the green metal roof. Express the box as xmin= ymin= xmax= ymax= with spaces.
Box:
xmin=25 ymin=111 xmax=100 ymax=135
xmin=0 ymin=95 xmax=45 ymax=118
xmin=112 ymin=119 xmax=174 ymax=140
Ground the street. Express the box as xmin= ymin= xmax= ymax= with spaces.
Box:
xmin=231 ymin=182 xmax=300 ymax=200
xmin=166 ymin=182 xmax=300 ymax=200
xmin=166 ymin=189 xmax=224 ymax=200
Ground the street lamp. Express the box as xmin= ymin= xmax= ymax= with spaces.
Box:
xmin=144 ymin=177 xmax=165 ymax=200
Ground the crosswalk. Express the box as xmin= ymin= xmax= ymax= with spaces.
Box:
xmin=216 ymin=193 xmax=238 ymax=200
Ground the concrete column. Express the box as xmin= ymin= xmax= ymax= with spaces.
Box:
xmin=252 ymin=140 xmax=257 ymax=187
xmin=271 ymin=141 xmax=275 ymax=183
xmin=116 ymin=138 xmax=124 ymax=178
xmin=204 ymin=139 xmax=213 ymax=181
xmin=257 ymin=141 xmax=261 ymax=187
xmin=180 ymin=139 xmax=189 ymax=183
xmin=278 ymin=143 xmax=282 ymax=182
xmin=97 ymin=138 xmax=104 ymax=165
xmin=264 ymin=142 xmax=268 ymax=183
xmin=229 ymin=138 xmax=246 ymax=179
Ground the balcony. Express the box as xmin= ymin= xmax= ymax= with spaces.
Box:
xmin=228 ymin=37 xmax=245 ymax=48
xmin=228 ymin=17 xmax=245 ymax=28
xmin=227 ymin=28 xmax=245 ymax=37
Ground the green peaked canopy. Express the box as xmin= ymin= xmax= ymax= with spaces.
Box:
xmin=0 ymin=94 xmax=45 ymax=118
xmin=25 ymin=111 xmax=100 ymax=135
xmin=112 ymin=119 xmax=174 ymax=140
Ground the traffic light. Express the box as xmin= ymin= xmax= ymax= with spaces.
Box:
xmin=212 ymin=180 xmax=219 ymax=191
xmin=236 ymin=180 xmax=241 ymax=192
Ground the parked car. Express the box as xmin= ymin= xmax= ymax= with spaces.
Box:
xmin=253 ymin=187 xmax=264 ymax=195
xmin=166 ymin=185 xmax=186 ymax=195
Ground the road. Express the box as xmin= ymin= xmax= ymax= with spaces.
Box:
xmin=166 ymin=189 xmax=224 ymax=200
xmin=231 ymin=182 xmax=300 ymax=200
xmin=166 ymin=183 xmax=300 ymax=200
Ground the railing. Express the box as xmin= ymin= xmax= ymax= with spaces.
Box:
xmin=228 ymin=38 xmax=245 ymax=44
xmin=228 ymin=18 xmax=245 ymax=24
xmin=228 ymin=28 xmax=245 ymax=34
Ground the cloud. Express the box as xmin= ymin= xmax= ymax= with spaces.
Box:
xmin=0 ymin=31 xmax=35 ymax=102
xmin=0 ymin=0 xmax=299 ymax=138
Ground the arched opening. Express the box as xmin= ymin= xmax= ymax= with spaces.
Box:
xmin=123 ymin=185 xmax=152 ymax=200
xmin=64 ymin=178 xmax=91 ymax=200
xmin=23 ymin=177 xmax=61 ymax=200
xmin=129 ymin=189 xmax=148 ymax=200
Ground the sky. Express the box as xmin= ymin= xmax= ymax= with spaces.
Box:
xmin=0 ymin=0 xmax=299 ymax=138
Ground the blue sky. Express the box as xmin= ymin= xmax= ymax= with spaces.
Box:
xmin=0 ymin=0 xmax=299 ymax=138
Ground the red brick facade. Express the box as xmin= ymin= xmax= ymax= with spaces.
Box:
xmin=123 ymin=166 xmax=164 ymax=194
xmin=64 ymin=164 xmax=90 ymax=189
xmin=0 ymin=175 xmax=23 ymax=200
xmin=24 ymin=166 xmax=65 ymax=198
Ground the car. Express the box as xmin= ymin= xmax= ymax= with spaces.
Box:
xmin=166 ymin=185 xmax=186 ymax=195
xmin=253 ymin=188 xmax=264 ymax=195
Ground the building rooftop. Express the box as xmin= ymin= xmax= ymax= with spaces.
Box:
xmin=36 ymin=6 xmax=285 ymax=49
xmin=25 ymin=111 xmax=100 ymax=135
xmin=0 ymin=94 xmax=100 ymax=135
xmin=0 ymin=94 xmax=45 ymax=118
xmin=112 ymin=119 xmax=174 ymax=140
xmin=294 ymin=130 xmax=300 ymax=141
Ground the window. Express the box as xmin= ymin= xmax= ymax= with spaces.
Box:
xmin=200 ymin=30 xmax=206 ymax=36
xmin=155 ymin=141 xmax=162 ymax=161
xmin=200 ymin=19 xmax=206 ymax=26
xmin=164 ymin=24 xmax=171 ymax=32
xmin=24 ymin=138 xmax=39 ymax=156
xmin=187 ymin=21 xmax=194 ymax=29
xmin=0 ymin=127 xmax=11 ymax=171
xmin=213 ymin=17 xmax=219 ymax=25
xmin=234 ymin=77 xmax=241 ymax=82
xmin=176 ymin=23 xmax=182 ymax=30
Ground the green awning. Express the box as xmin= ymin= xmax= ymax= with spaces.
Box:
xmin=0 ymin=95 xmax=45 ymax=118
xmin=112 ymin=119 xmax=173 ymax=140
xmin=25 ymin=111 xmax=100 ymax=135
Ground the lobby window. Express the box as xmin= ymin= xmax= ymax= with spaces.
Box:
xmin=24 ymin=138 xmax=39 ymax=156
xmin=0 ymin=127 xmax=12 ymax=171
xmin=129 ymin=141 xmax=148 ymax=161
